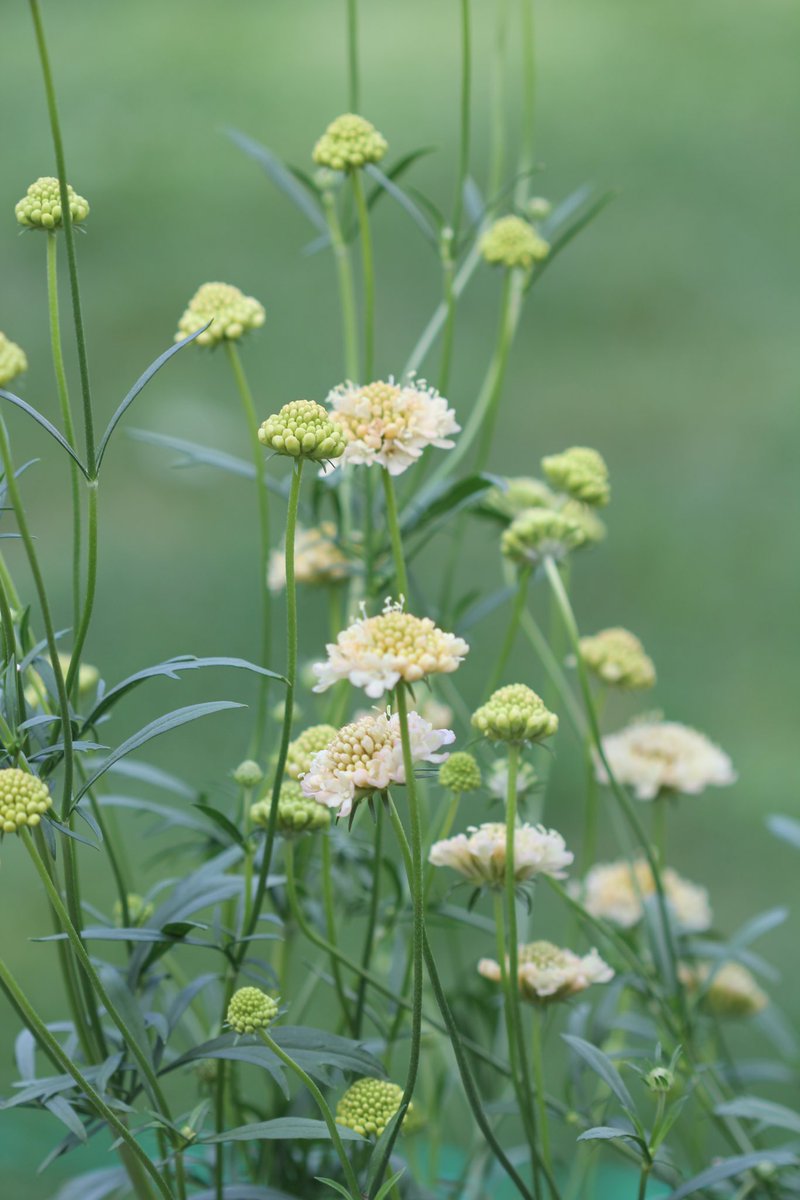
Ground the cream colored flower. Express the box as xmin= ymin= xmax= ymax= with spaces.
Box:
xmin=597 ymin=719 xmax=736 ymax=800
xmin=268 ymin=522 xmax=348 ymax=591
xmin=478 ymin=941 xmax=614 ymax=1004
xmin=579 ymin=858 xmax=712 ymax=932
xmin=312 ymin=598 xmax=469 ymax=698
xmin=579 ymin=628 xmax=656 ymax=690
xmin=327 ymin=378 xmax=459 ymax=475
xmin=680 ymin=961 xmax=768 ymax=1019
xmin=428 ymin=822 xmax=573 ymax=888
xmin=301 ymin=709 xmax=455 ymax=818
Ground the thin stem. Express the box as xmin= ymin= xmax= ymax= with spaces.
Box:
xmin=65 ymin=481 xmax=98 ymax=697
xmin=653 ymin=798 xmax=668 ymax=865
xmin=403 ymin=240 xmax=483 ymax=378
xmin=258 ymin=1029 xmax=361 ymax=1197
xmin=531 ymin=1008 xmax=551 ymax=1179
xmin=488 ymin=0 xmax=510 ymax=198
xmin=637 ymin=1164 xmax=650 ymax=1200
xmin=46 ymin=230 xmax=82 ymax=632
xmin=320 ymin=835 xmax=357 ymax=1035
xmin=519 ymin=607 xmax=586 ymax=738
xmin=354 ymin=800 xmax=384 ymax=1037
xmin=322 ymin=189 xmax=360 ymax=381
xmin=515 ymin=0 xmax=537 ymax=208
xmin=346 ymin=0 xmax=359 ymax=110
xmin=381 ymin=468 xmax=409 ymax=600
xmin=225 ymin=341 xmax=272 ymax=757
xmin=352 ymin=169 xmax=375 ymax=380
xmin=487 ymin=566 xmax=530 ymax=693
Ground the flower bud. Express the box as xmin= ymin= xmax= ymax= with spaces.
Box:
xmin=0 ymin=768 xmax=52 ymax=834
xmin=646 ymin=1066 xmax=674 ymax=1093
xmin=285 ymin=724 xmax=338 ymax=780
xmin=233 ymin=760 xmax=264 ymax=789
xmin=312 ymin=113 xmax=388 ymax=172
xmin=480 ymin=215 xmax=549 ymax=270
xmin=527 ymin=196 xmax=552 ymax=220
xmin=438 ymin=751 xmax=482 ymax=794
xmin=175 ymin=282 xmax=265 ymax=348
xmin=15 ymin=177 xmax=89 ymax=230
xmin=336 ymin=1077 xmax=411 ymax=1138
xmin=579 ymin=628 xmax=656 ymax=690
xmin=251 ymin=781 xmax=331 ymax=837
xmin=258 ymin=400 xmax=347 ymax=462
xmin=0 ymin=332 xmax=28 ymax=387
xmin=227 ymin=986 xmax=278 ymax=1034
xmin=501 ymin=507 xmax=584 ymax=566
xmin=542 ymin=446 xmax=610 ymax=507
xmin=472 ymin=684 xmax=558 ymax=745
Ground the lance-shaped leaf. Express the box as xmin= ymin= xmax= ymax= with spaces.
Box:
xmin=0 ymin=389 xmax=89 ymax=478
xmin=666 ymin=1150 xmax=797 ymax=1199
xmin=225 ymin=127 xmax=327 ymax=233
xmin=200 ymin=1117 xmax=364 ymax=1144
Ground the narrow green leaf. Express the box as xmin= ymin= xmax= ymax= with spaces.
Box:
xmin=666 ymin=1150 xmax=797 ymax=1199
xmin=193 ymin=803 xmax=245 ymax=847
xmin=767 ymin=814 xmax=800 ymax=849
xmin=715 ymin=1097 xmax=800 ymax=1135
xmin=562 ymin=1034 xmax=635 ymax=1112
xmin=364 ymin=164 xmax=438 ymax=243
xmin=201 ymin=1117 xmax=364 ymax=1144
xmin=0 ymin=389 xmax=89 ymax=478
xmin=44 ymin=1095 xmax=88 ymax=1142
xmin=225 ymin=127 xmax=327 ymax=233
xmin=400 ymin=473 xmax=499 ymax=536
xmin=576 ymin=1125 xmax=641 ymax=1145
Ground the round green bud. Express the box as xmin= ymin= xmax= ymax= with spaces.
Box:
xmin=646 ymin=1067 xmax=674 ymax=1093
xmin=527 ymin=196 xmax=552 ymax=220
xmin=15 ymin=177 xmax=89 ymax=230
xmin=285 ymin=724 xmax=338 ymax=780
xmin=579 ymin=628 xmax=656 ymax=690
xmin=175 ymin=282 xmax=265 ymax=348
xmin=233 ymin=760 xmax=264 ymax=789
xmin=0 ymin=332 xmax=28 ymax=387
xmin=258 ymin=400 xmax=347 ymax=462
xmin=542 ymin=446 xmax=610 ymax=507
xmin=472 ymin=684 xmax=558 ymax=745
xmin=480 ymin=215 xmax=549 ymax=270
xmin=179 ymin=1125 xmax=196 ymax=1143
xmin=251 ymin=781 xmax=331 ymax=838
xmin=0 ymin=768 xmax=52 ymax=834
xmin=501 ymin=507 xmax=584 ymax=566
xmin=561 ymin=499 xmax=606 ymax=547
xmin=227 ymin=986 xmax=278 ymax=1034
xmin=336 ymin=1077 xmax=412 ymax=1139
xmin=312 ymin=113 xmax=388 ymax=172
xmin=112 ymin=894 xmax=154 ymax=928
xmin=438 ymin=752 xmax=482 ymax=794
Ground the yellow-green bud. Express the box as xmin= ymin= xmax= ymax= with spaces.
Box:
xmin=542 ymin=446 xmax=610 ymax=507
xmin=336 ymin=1077 xmax=412 ymax=1138
xmin=112 ymin=894 xmax=154 ymax=928
xmin=0 ymin=332 xmax=28 ymax=387
xmin=579 ymin=628 xmax=656 ymax=690
xmin=480 ymin=215 xmax=549 ymax=270
xmin=175 ymin=282 xmax=265 ymax=348
xmin=0 ymin=768 xmax=52 ymax=834
xmin=285 ymin=724 xmax=338 ymax=780
xmin=312 ymin=113 xmax=388 ymax=172
xmin=258 ymin=400 xmax=347 ymax=462
xmin=527 ymin=197 xmax=552 ymax=220
xmin=233 ymin=760 xmax=264 ymax=789
xmin=251 ymin=781 xmax=331 ymax=837
xmin=472 ymin=684 xmax=558 ymax=745
xmin=438 ymin=752 xmax=482 ymax=794
xmin=15 ymin=177 xmax=89 ymax=230
xmin=486 ymin=476 xmax=555 ymax=521
xmin=561 ymin=499 xmax=606 ymax=547
xmin=227 ymin=986 xmax=278 ymax=1034
xmin=501 ymin=507 xmax=584 ymax=566
xmin=646 ymin=1066 xmax=674 ymax=1093
xmin=179 ymin=1125 xmax=196 ymax=1143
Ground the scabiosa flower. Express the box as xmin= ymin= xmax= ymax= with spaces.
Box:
xmin=680 ymin=962 xmax=768 ymax=1019
xmin=579 ymin=628 xmax=656 ymax=691
xmin=597 ymin=719 xmax=736 ymax=801
xmin=429 ymin=822 xmax=573 ymax=889
xmin=0 ymin=332 xmax=27 ymax=387
xmin=175 ymin=282 xmax=265 ymax=348
xmin=259 ymin=400 xmax=347 ymax=462
xmin=578 ymin=858 xmax=712 ymax=932
xmin=0 ymin=768 xmax=52 ymax=834
xmin=478 ymin=941 xmax=614 ymax=1005
xmin=480 ymin=215 xmax=549 ymax=270
xmin=312 ymin=114 xmax=388 ymax=171
xmin=501 ymin=507 xmax=585 ymax=566
xmin=472 ymin=684 xmax=558 ymax=745
xmin=336 ymin=1077 xmax=411 ymax=1138
xmin=542 ymin=446 xmax=610 ymax=507
xmin=439 ymin=752 xmax=482 ymax=794
xmin=301 ymin=710 xmax=454 ymax=818
xmin=15 ymin=177 xmax=89 ymax=230
xmin=268 ymin=522 xmax=348 ymax=591
xmin=251 ymin=781 xmax=331 ymax=836
xmin=227 ymin=986 xmax=279 ymax=1034
xmin=285 ymin=724 xmax=339 ymax=780
xmin=312 ymin=598 xmax=469 ymax=698
xmin=326 ymin=378 xmax=459 ymax=476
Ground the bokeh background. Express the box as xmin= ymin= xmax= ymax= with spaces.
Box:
xmin=2 ymin=0 xmax=798 ymax=1194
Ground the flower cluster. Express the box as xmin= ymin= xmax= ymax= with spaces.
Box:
xmin=429 ymin=822 xmax=573 ymax=888
xmin=501 ymin=507 xmax=585 ymax=566
xmin=542 ymin=446 xmax=610 ymax=507
xmin=15 ymin=177 xmax=89 ymax=229
xmin=0 ymin=768 xmax=52 ymax=834
xmin=313 ymin=113 xmax=388 ymax=171
xmin=597 ymin=718 xmax=736 ymax=800
xmin=480 ymin=215 xmax=549 ymax=270
xmin=268 ymin=523 xmax=348 ymax=591
xmin=312 ymin=599 xmax=469 ymax=698
xmin=285 ymin=724 xmax=338 ymax=780
xmin=301 ymin=709 xmax=454 ymax=818
xmin=438 ymin=751 xmax=482 ymax=794
xmin=175 ymin=282 xmax=265 ymax=348
xmin=227 ymin=987 xmax=278 ymax=1034
xmin=579 ymin=858 xmax=712 ymax=931
xmin=251 ymin=781 xmax=331 ymax=836
xmin=478 ymin=941 xmax=614 ymax=1004
xmin=258 ymin=400 xmax=347 ymax=462
xmin=472 ymin=684 xmax=558 ymax=744
xmin=326 ymin=378 xmax=459 ymax=476
xmin=336 ymin=1077 xmax=410 ymax=1138
xmin=579 ymin=627 xmax=656 ymax=690
xmin=0 ymin=332 xmax=27 ymax=387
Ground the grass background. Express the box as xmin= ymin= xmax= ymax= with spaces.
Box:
xmin=1 ymin=0 xmax=798 ymax=1193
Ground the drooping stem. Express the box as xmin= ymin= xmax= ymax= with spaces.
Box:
xmin=381 ymin=467 xmax=409 ymax=600
xmin=352 ymin=169 xmax=375 ymax=381
xmin=354 ymin=799 xmax=384 ymax=1037
xmin=487 ymin=565 xmax=530 ymax=693
xmin=225 ymin=341 xmax=272 ymax=757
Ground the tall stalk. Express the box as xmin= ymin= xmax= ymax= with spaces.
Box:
xmin=352 ymin=169 xmax=375 ymax=381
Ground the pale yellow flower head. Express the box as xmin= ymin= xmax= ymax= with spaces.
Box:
xmin=327 ymin=378 xmax=459 ymax=476
xmin=259 ymin=400 xmax=347 ymax=462
xmin=313 ymin=114 xmax=388 ymax=171
xmin=0 ymin=332 xmax=27 ymax=387
xmin=15 ymin=177 xmax=89 ymax=230
xmin=501 ymin=507 xmax=584 ymax=566
xmin=580 ymin=628 xmax=656 ymax=690
xmin=227 ymin=986 xmax=278 ymax=1034
xmin=175 ymin=282 xmax=265 ymax=348
xmin=579 ymin=858 xmax=712 ymax=931
xmin=0 ymin=768 xmax=52 ymax=834
xmin=542 ymin=446 xmax=610 ymax=507
xmin=479 ymin=940 xmax=614 ymax=1005
xmin=681 ymin=961 xmax=768 ymax=1019
xmin=472 ymin=684 xmax=558 ymax=745
xmin=312 ymin=598 xmax=469 ymax=698
xmin=336 ymin=1077 xmax=410 ymax=1138
xmin=429 ymin=822 xmax=573 ymax=889
xmin=285 ymin=724 xmax=338 ymax=780
xmin=480 ymin=215 xmax=549 ymax=270
xmin=268 ymin=523 xmax=348 ymax=591
xmin=597 ymin=719 xmax=736 ymax=800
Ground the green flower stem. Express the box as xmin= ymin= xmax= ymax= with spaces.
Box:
xmin=29 ymin=0 xmax=96 ymax=475
xmin=403 ymin=238 xmax=483 ymax=378
xmin=320 ymin=834 xmax=357 ymax=1035
xmin=653 ymin=798 xmax=668 ymax=865
xmin=322 ymin=188 xmax=360 ymax=382
xmin=46 ymin=230 xmax=82 ymax=630
xmin=515 ymin=0 xmax=536 ymax=208
xmin=0 ymin=956 xmax=170 ymax=1200
xmin=530 ymin=1008 xmax=551 ymax=1180
xmin=238 ymin=457 xmax=304 ymax=960
xmin=352 ymin=169 xmax=375 ymax=381
xmin=225 ymin=341 xmax=272 ymax=758
xmin=354 ymin=798 xmax=384 ymax=1037
xmin=65 ymin=480 xmax=98 ymax=699
xmin=0 ymin=573 xmax=28 ymax=741
xmin=487 ymin=566 xmax=531 ymax=693
xmin=346 ymin=0 xmax=359 ymax=110
xmin=488 ymin=0 xmax=509 ymax=198
xmin=519 ymin=607 xmax=586 ymax=739
xmin=381 ymin=467 xmax=409 ymax=600
xmin=257 ymin=1028 xmax=362 ymax=1198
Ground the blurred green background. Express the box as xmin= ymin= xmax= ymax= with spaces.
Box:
xmin=1 ymin=0 xmax=798 ymax=1193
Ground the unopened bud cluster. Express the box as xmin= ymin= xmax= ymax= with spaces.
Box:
xmin=472 ymin=685 xmax=558 ymax=744
xmin=227 ymin=986 xmax=278 ymax=1034
xmin=438 ymin=751 xmax=482 ymax=794
xmin=176 ymin=282 xmax=265 ymax=348
xmin=313 ymin=114 xmax=388 ymax=171
xmin=335 ymin=1077 xmax=410 ymax=1138
xmin=0 ymin=768 xmax=52 ymax=834
xmin=480 ymin=215 xmax=549 ymax=270
xmin=15 ymin=177 xmax=89 ymax=230
xmin=258 ymin=400 xmax=347 ymax=462
xmin=0 ymin=332 xmax=27 ymax=386
xmin=542 ymin=446 xmax=610 ymax=507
